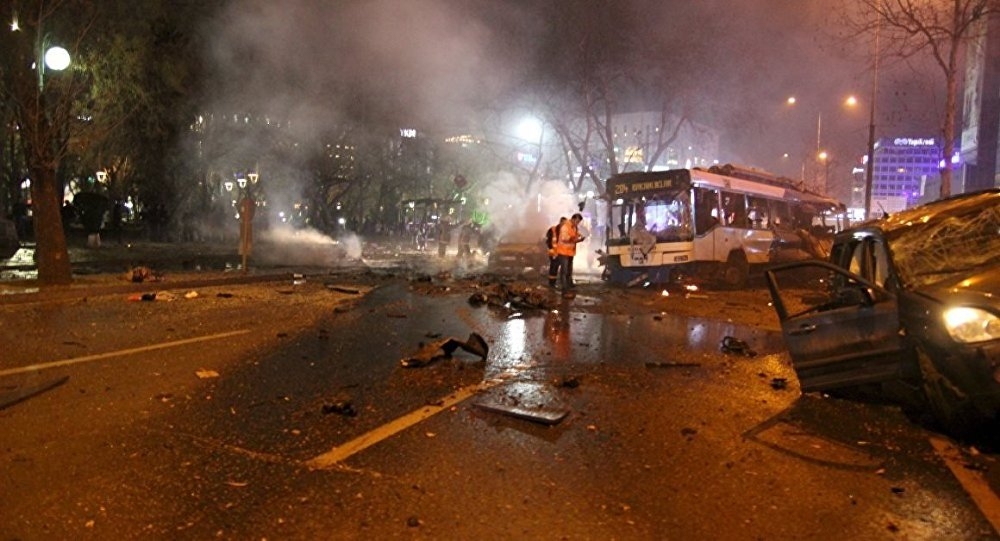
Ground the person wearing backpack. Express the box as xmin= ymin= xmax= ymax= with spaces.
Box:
xmin=545 ymin=217 xmax=567 ymax=287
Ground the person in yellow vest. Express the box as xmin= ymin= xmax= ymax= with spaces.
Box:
xmin=556 ymin=213 xmax=586 ymax=290
xmin=546 ymin=217 xmax=567 ymax=287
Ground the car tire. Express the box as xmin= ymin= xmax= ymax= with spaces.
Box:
xmin=917 ymin=346 xmax=980 ymax=438
xmin=722 ymin=251 xmax=749 ymax=289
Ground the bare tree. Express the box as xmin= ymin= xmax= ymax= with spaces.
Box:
xmin=849 ymin=0 xmax=1000 ymax=198
xmin=0 ymin=1 xmax=98 ymax=284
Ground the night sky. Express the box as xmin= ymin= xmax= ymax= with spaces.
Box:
xmin=200 ymin=0 xmax=943 ymax=198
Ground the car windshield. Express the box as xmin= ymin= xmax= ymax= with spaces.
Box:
xmin=888 ymin=197 xmax=1000 ymax=288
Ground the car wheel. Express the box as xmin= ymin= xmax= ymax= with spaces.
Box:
xmin=917 ymin=346 xmax=979 ymax=437
xmin=722 ymin=251 xmax=749 ymax=289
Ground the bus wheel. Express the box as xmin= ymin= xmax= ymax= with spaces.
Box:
xmin=722 ymin=251 xmax=749 ymax=289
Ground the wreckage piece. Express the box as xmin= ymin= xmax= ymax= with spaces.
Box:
xmin=720 ymin=336 xmax=757 ymax=357
xmin=473 ymin=381 xmax=569 ymax=425
xmin=400 ymin=332 xmax=489 ymax=368
xmin=0 ymin=376 xmax=69 ymax=411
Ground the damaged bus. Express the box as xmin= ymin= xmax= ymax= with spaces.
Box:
xmin=603 ymin=164 xmax=847 ymax=288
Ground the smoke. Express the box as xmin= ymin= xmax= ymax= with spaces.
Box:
xmin=256 ymin=226 xmax=362 ymax=267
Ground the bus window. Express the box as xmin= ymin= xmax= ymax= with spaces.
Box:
xmin=694 ymin=188 xmax=720 ymax=235
xmin=721 ymin=191 xmax=747 ymax=228
xmin=747 ymin=196 xmax=770 ymax=229
xmin=770 ymin=200 xmax=792 ymax=230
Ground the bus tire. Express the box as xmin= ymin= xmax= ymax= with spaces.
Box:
xmin=722 ymin=251 xmax=749 ymax=289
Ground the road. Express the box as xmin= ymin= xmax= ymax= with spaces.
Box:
xmin=2 ymin=266 xmax=1000 ymax=539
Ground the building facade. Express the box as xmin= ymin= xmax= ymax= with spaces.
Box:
xmin=851 ymin=137 xmax=944 ymax=216
xmin=959 ymin=12 xmax=1000 ymax=192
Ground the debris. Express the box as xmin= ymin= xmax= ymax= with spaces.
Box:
xmin=720 ymin=336 xmax=757 ymax=357
xmin=216 ymin=292 xmax=234 ymax=298
xmin=400 ymin=333 xmax=489 ymax=367
xmin=125 ymin=266 xmax=162 ymax=283
xmin=322 ymin=400 xmax=358 ymax=417
xmin=406 ymin=516 xmax=422 ymax=528
xmin=467 ymin=283 xmax=555 ymax=311
xmin=646 ymin=361 xmax=701 ymax=369
xmin=890 ymin=487 xmax=905 ymax=496
xmin=681 ymin=427 xmax=698 ymax=440
xmin=326 ymin=285 xmax=360 ymax=295
xmin=555 ymin=376 xmax=580 ymax=388
xmin=626 ymin=273 xmax=649 ymax=288
xmin=155 ymin=291 xmax=177 ymax=301
xmin=474 ymin=381 xmax=569 ymax=425
xmin=184 ymin=291 xmax=199 ymax=299
xmin=770 ymin=378 xmax=788 ymax=390
xmin=224 ymin=481 xmax=248 ymax=488
xmin=0 ymin=375 xmax=69 ymax=411
xmin=195 ymin=369 xmax=220 ymax=379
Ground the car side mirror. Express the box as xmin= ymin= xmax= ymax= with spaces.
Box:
xmin=835 ymin=285 xmax=874 ymax=307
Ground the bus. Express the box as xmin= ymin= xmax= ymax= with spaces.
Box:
xmin=602 ymin=164 xmax=847 ymax=288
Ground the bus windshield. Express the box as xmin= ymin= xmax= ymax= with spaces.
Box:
xmin=609 ymin=188 xmax=693 ymax=244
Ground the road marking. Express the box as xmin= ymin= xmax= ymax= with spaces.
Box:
xmin=929 ymin=436 xmax=1000 ymax=534
xmin=306 ymin=379 xmax=501 ymax=470
xmin=0 ymin=330 xmax=251 ymax=378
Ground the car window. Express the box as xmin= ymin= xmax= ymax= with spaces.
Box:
xmin=888 ymin=197 xmax=1000 ymax=287
xmin=871 ymin=238 xmax=891 ymax=289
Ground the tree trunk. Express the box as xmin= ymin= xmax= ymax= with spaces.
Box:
xmin=940 ymin=30 xmax=961 ymax=199
xmin=31 ymin=165 xmax=72 ymax=285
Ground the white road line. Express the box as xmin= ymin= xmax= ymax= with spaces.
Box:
xmin=929 ymin=436 xmax=1000 ymax=534
xmin=0 ymin=330 xmax=251 ymax=378
xmin=306 ymin=379 xmax=502 ymax=470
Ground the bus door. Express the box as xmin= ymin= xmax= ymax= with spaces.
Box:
xmin=692 ymin=188 xmax=717 ymax=262
xmin=743 ymin=195 xmax=777 ymax=263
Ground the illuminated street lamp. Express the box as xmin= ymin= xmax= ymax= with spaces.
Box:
xmin=43 ymin=46 xmax=70 ymax=71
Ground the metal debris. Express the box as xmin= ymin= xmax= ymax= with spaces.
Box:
xmin=720 ymin=336 xmax=757 ymax=357
xmin=770 ymin=377 xmax=788 ymax=390
xmin=322 ymin=400 xmax=358 ymax=417
xmin=0 ymin=376 xmax=69 ymax=411
xmin=646 ymin=361 xmax=702 ymax=369
xmin=400 ymin=332 xmax=489 ymax=367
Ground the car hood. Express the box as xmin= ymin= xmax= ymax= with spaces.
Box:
xmin=921 ymin=267 xmax=1000 ymax=308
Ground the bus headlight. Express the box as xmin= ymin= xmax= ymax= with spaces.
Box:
xmin=943 ymin=307 xmax=1000 ymax=343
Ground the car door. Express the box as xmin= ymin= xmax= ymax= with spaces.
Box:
xmin=765 ymin=260 xmax=911 ymax=391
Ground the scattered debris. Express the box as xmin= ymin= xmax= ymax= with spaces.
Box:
xmin=184 ymin=291 xmax=199 ymax=299
xmin=681 ymin=427 xmax=698 ymax=440
xmin=216 ymin=292 xmax=234 ymax=298
xmin=322 ymin=400 xmax=358 ymax=417
xmin=400 ymin=332 xmax=489 ymax=367
xmin=646 ymin=361 xmax=701 ymax=369
xmin=125 ymin=266 xmax=162 ymax=283
xmin=554 ymin=376 xmax=580 ymax=388
xmin=770 ymin=378 xmax=788 ymax=390
xmin=720 ymin=336 xmax=757 ymax=357
xmin=195 ymin=369 xmax=220 ymax=379
xmin=0 ymin=375 xmax=69 ymax=411
xmin=890 ymin=487 xmax=905 ymax=496
xmin=467 ymin=283 xmax=555 ymax=311
xmin=326 ymin=285 xmax=361 ymax=295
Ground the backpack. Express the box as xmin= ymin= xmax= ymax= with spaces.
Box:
xmin=545 ymin=224 xmax=558 ymax=249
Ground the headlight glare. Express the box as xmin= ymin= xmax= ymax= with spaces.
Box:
xmin=943 ymin=306 xmax=1000 ymax=343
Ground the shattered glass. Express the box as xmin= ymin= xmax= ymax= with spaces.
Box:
xmin=889 ymin=199 xmax=1000 ymax=288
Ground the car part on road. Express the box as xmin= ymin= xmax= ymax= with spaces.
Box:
xmin=400 ymin=332 xmax=489 ymax=367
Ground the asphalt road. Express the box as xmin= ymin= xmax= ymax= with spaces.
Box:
xmin=2 ymin=267 xmax=1000 ymax=539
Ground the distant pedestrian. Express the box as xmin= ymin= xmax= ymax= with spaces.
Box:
xmin=546 ymin=217 xmax=567 ymax=287
xmin=556 ymin=213 xmax=586 ymax=291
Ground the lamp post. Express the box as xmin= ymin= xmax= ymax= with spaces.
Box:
xmin=786 ymin=95 xmax=859 ymax=194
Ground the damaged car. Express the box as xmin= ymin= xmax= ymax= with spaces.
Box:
xmin=487 ymin=229 xmax=548 ymax=274
xmin=765 ymin=190 xmax=1000 ymax=435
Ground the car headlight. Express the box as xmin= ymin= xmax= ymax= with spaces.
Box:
xmin=943 ymin=307 xmax=1000 ymax=343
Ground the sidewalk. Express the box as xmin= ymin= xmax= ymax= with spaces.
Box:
xmin=0 ymin=240 xmax=306 ymax=304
